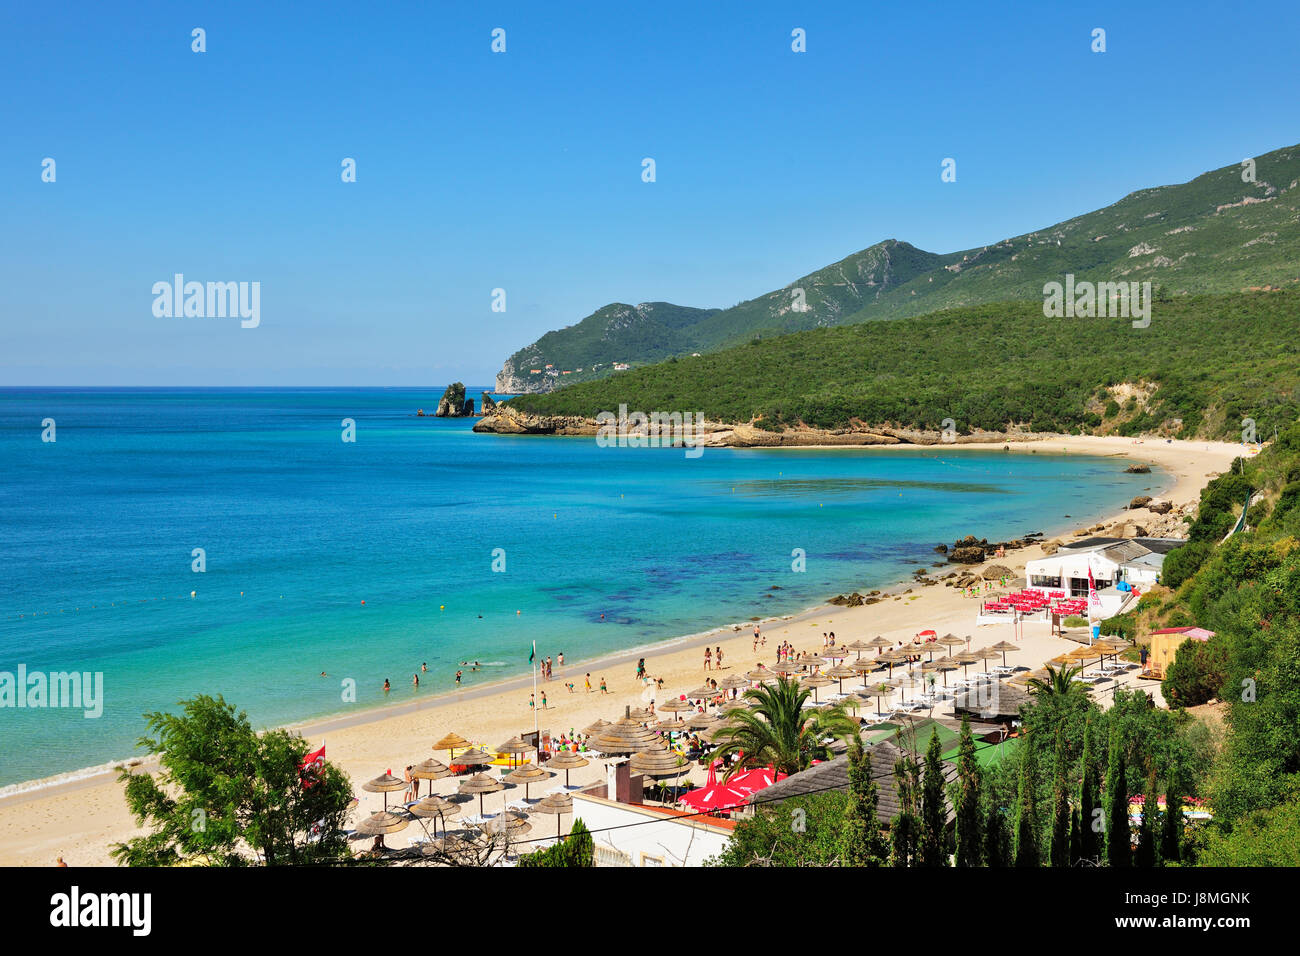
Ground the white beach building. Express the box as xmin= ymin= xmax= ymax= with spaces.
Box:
xmin=568 ymin=792 xmax=732 ymax=866
xmin=1023 ymin=536 xmax=1183 ymax=616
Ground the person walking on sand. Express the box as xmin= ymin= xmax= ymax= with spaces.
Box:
xmin=636 ymin=658 xmax=646 ymax=680
xmin=541 ymin=690 xmax=548 ymax=710
xmin=600 ymin=676 xmax=609 ymax=694
xmin=716 ymin=646 xmax=723 ymax=669
xmin=529 ymin=693 xmax=535 ymax=711
xmin=585 ymin=673 xmax=592 ymax=693
xmin=704 ymin=647 xmax=712 ymax=671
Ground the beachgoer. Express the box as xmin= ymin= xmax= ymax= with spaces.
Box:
xmin=383 ymin=678 xmax=390 ymax=693
xmin=716 ymin=646 xmax=723 ymax=668
xmin=585 ymin=673 xmax=592 ymax=692
xmin=558 ymin=651 xmax=564 ymax=668
xmin=529 ymin=694 xmax=535 ymax=710
xmin=541 ymin=691 xmax=548 ymax=709
xmin=600 ymin=677 xmax=608 ymax=694
xmin=635 ymin=658 xmax=646 ymax=679
xmin=421 ymin=662 xmax=427 ymax=672
xmin=455 ymin=670 xmax=462 ymax=686
xmin=412 ymin=673 xmax=419 ymax=687
xmin=704 ymin=647 xmax=712 ymax=671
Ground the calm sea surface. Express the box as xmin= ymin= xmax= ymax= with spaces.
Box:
xmin=0 ymin=388 xmax=1155 ymax=787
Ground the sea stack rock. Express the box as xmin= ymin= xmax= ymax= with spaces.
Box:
xmin=435 ymin=382 xmax=475 ymax=417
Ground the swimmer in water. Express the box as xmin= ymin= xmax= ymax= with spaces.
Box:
xmin=455 ymin=670 xmax=462 ymax=686
xmin=383 ymin=679 xmax=391 ymax=693
xmin=320 ymin=671 xmax=327 ymax=677
xmin=421 ymin=662 xmax=427 ymax=672
xmin=413 ymin=673 xmax=419 ymax=687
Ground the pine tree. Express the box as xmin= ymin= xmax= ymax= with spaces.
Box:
xmin=841 ymin=739 xmax=887 ymax=866
xmin=1049 ymin=724 xmax=1071 ymax=867
xmin=1161 ymin=771 xmax=1182 ymax=864
xmin=1013 ymin=731 xmax=1041 ymax=867
xmin=954 ymin=716 xmax=983 ymax=867
xmin=1135 ymin=770 xmax=1159 ymax=867
xmin=1078 ymin=715 xmax=1101 ymax=865
xmin=919 ymin=728 xmax=950 ymax=867
xmin=1105 ymin=725 xmax=1131 ymax=867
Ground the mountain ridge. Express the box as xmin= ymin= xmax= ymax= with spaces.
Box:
xmin=496 ymin=143 xmax=1300 ymax=393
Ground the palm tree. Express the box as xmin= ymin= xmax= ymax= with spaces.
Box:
xmin=708 ymin=676 xmax=859 ymax=777
xmin=1025 ymin=663 xmax=1087 ymax=701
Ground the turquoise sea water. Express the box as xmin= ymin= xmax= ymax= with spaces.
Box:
xmin=0 ymin=388 xmax=1155 ymax=787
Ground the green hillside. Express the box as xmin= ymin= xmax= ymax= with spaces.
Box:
xmin=508 ymin=291 xmax=1300 ymax=442
xmin=497 ymin=143 xmax=1300 ymax=392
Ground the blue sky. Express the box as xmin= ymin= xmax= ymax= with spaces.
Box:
xmin=3 ymin=0 xmax=1298 ymax=385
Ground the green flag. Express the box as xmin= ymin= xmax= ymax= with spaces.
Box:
xmin=529 ymin=641 xmax=535 ymax=664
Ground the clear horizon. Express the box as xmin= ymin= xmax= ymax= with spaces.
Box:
xmin=4 ymin=0 xmax=1299 ymax=386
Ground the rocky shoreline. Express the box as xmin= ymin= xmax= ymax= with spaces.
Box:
xmin=473 ymin=404 xmax=1045 ymax=447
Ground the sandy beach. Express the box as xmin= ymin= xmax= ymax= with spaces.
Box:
xmin=0 ymin=435 xmax=1242 ymax=866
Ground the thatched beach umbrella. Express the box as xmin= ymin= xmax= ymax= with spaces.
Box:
xmin=744 ymin=667 xmax=772 ymax=682
xmin=844 ymin=639 xmax=872 ymax=659
xmin=953 ymin=650 xmax=980 ymax=677
xmin=432 ymin=732 xmax=471 ymax=762
xmin=533 ymin=792 xmax=573 ymax=839
xmin=826 ymin=662 xmax=857 ymax=694
xmin=496 ymin=736 xmax=532 ymax=768
xmin=989 ymin=640 xmax=1020 ymax=668
xmin=589 ymin=707 xmax=660 ymax=755
xmin=409 ymin=794 xmax=461 ymax=837
xmin=866 ymin=635 xmax=894 ymax=652
xmin=477 ymin=810 xmax=532 ymax=841
xmin=923 ymin=657 xmax=959 ymax=687
xmin=939 ymin=633 xmax=966 ymax=652
xmin=658 ymin=697 xmax=694 ymax=722
xmin=362 ymin=770 xmax=408 ymax=811
xmin=687 ymin=684 xmax=717 ymax=700
xmin=878 ymin=648 xmax=909 ymax=675
xmin=862 ymin=681 xmax=897 ymax=715
xmin=628 ymin=706 xmax=654 ymax=722
xmin=355 ymin=809 xmax=410 ymax=838
xmin=452 ymin=747 xmax=495 ymax=770
xmin=582 ymin=718 xmax=611 ymax=737
xmin=770 ymin=662 xmax=799 ymax=677
xmin=458 ymin=772 xmax=505 ymax=817
xmin=545 ymin=751 xmax=589 ymax=789
xmin=629 ymin=745 xmax=691 ymax=780
xmin=800 ymin=673 xmax=834 ymax=703
xmin=719 ymin=673 xmax=750 ymax=691
xmin=506 ymin=764 xmax=554 ymax=801
xmin=973 ymin=646 xmax=1001 ymax=672
xmin=852 ymin=657 xmax=880 ymax=686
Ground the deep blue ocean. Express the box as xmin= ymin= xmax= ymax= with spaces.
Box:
xmin=0 ymin=388 xmax=1152 ymax=787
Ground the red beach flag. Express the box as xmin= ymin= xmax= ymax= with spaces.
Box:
xmin=300 ymin=742 xmax=326 ymax=787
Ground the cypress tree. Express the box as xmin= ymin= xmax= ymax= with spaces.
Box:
xmin=1069 ymin=806 xmax=1082 ymax=866
xmin=889 ymin=755 xmax=920 ymax=867
xmin=841 ymin=739 xmax=887 ymax=866
xmin=954 ymin=715 xmax=983 ymax=867
xmin=1105 ymin=725 xmax=1131 ymax=867
xmin=919 ymin=728 xmax=950 ymax=866
xmin=1161 ymin=771 xmax=1182 ymax=864
xmin=984 ymin=795 xmax=1011 ymax=867
xmin=1078 ymin=715 xmax=1101 ymax=864
xmin=1135 ymin=770 xmax=1159 ymax=867
xmin=1013 ymin=731 xmax=1041 ymax=867
xmin=1049 ymin=724 xmax=1071 ymax=867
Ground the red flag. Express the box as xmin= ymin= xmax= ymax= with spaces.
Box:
xmin=300 ymin=743 xmax=326 ymax=788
